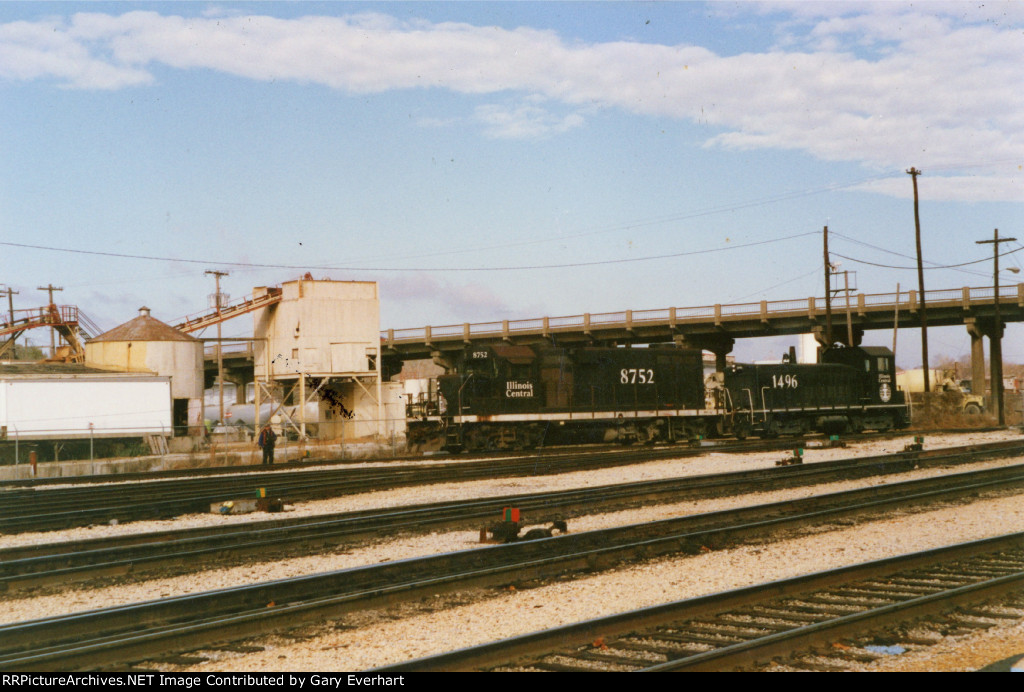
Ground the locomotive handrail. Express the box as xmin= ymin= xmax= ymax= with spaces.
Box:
xmin=382 ymin=283 xmax=1024 ymax=346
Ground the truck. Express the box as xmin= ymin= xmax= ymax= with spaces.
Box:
xmin=0 ymin=373 xmax=173 ymax=440
xmin=895 ymin=368 xmax=985 ymax=414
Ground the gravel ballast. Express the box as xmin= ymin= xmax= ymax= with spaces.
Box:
xmin=3 ymin=430 xmax=1023 ymax=672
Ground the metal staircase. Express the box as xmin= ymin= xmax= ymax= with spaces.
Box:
xmin=0 ymin=305 xmax=85 ymax=361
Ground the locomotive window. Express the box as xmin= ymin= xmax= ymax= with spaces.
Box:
xmin=864 ymin=360 xmax=870 ymax=372
xmin=511 ymin=364 xmax=532 ymax=379
xmin=465 ymin=358 xmax=498 ymax=377
xmin=877 ymin=357 xmax=889 ymax=372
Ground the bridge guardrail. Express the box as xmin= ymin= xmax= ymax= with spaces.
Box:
xmin=382 ymin=283 xmax=1024 ymax=346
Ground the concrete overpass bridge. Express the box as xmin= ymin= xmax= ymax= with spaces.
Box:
xmin=380 ymin=283 xmax=1024 ymax=393
xmin=202 ymin=283 xmax=1024 ymax=399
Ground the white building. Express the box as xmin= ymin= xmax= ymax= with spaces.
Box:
xmin=252 ymin=278 xmax=403 ymax=440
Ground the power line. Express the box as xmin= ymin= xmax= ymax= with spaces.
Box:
xmin=831 ymin=246 xmax=1024 ymax=271
xmin=728 ymin=266 xmax=821 ymax=303
xmin=0 ymin=231 xmax=819 ymax=273
xmin=829 ymin=231 xmax=1024 ymax=271
xmin=305 ymin=170 xmax=907 ymax=267
xmin=1 ymin=171 xmax=902 ymax=275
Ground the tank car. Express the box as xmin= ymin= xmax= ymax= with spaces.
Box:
xmin=407 ymin=344 xmax=724 ymax=452
xmin=723 ymin=345 xmax=908 ymax=438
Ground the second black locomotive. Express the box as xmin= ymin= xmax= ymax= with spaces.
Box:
xmin=723 ymin=346 xmax=907 ymax=439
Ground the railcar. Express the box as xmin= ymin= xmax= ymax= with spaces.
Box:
xmin=723 ymin=346 xmax=909 ymax=438
xmin=407 ymin=344 xmax=726 ymax=452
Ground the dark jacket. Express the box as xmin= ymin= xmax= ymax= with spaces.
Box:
xmin=257 ymin=427 xmax=277 ymax=448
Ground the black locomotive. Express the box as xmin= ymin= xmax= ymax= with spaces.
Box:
xmin=407 ymin=344 xmax=724 ymax=452
xmin=406 ymin=343 xmax=909 ymax=452
xmin=723 ymin=346 xmax=908 ymax=439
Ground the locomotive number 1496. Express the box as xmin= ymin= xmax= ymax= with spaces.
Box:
xmin=772 ymin=374 xmax=799 ymax=388
xmin=620 ymin=368 xmax=655 ymax=384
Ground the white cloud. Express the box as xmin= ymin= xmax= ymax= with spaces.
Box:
xmin=474 ymin=102 xmax=585 ymax=139
xmin=852 ymin=168 xmax=1024 ymax=202
xmin=1 ymin=7 xmax=1021 ymax=196
xmin=0 ymin=16 xmax=152 ymax=88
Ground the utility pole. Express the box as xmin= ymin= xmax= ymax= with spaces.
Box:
xmin=976 ymin=229 xmax=1016 ymax=426
xmin=907 ymin=167 xmax=929 ymax=392
xmin=0 ymin=286 xmax=18 ymax=354
xmin=823 ymin=225 xmax=833 ymax=351
xmin=37 ymin=284 xmax=63 ymax=358
xmin=841 ymin=269 xmax=854 ymax=347
xmin=206 ymin=270 xmax=229 ymax=429
xmin=892 ymin=282 xmax=900 ymax=357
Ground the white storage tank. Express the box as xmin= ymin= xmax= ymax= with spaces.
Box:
xmin=84 ymin=307 xmax=204 ymax=434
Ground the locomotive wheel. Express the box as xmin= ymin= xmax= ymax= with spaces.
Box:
xmin=637 ymin=422 xmax=661 ymax=445
xmin=465 ymin=427 xmax=489 ymax=452
xmin=522 ymin=425 xmax=545 ymax=450
xmin=732 ymin=418 xmax=751 ymax=441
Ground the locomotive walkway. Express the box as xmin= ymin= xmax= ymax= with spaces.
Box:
xmin=381 ymin=283 xmax=1024 ymax=369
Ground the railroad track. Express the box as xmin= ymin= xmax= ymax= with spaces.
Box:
xmin=0 ymin=445 xmax=709 ymax=532
xmin=3 ymin=457 xmax=1024 ymax=671
xmin=3 ymin=438 xmax=1024 ymax=591
xmin=378 ymin=533 xmax=1024 ymax=672
xmin=4 ymin=427 xmax=995 ymax=490
xmin=0 ymin=431 xmax=1014 ymax=533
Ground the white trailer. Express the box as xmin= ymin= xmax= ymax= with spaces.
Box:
xmin=0 ymin=374 xmax=172 ymax=440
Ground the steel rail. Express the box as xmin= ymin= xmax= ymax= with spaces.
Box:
xmin=0 ymin=433 xmax=955 ymax=532
xmin=376 ymin=533 xmax=1024 ymax=672
xmin=3 ymin=459 xmax=1024 ymax=670
xmin=3 ymin=427 xmax=994 ymax=490
xmin=0 ymin=446 xmax=718 ymax=532
xmin=3 ymin=439 xmax=1023 ymax=590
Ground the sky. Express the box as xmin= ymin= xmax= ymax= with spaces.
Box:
xmin=1 ymin=1 xmax=1022 ymax=368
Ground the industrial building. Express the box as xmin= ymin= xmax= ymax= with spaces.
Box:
xmin=248 ymin=277 xmax=404 ymax=441
xmin=0 ymin=278 xmax=405 ymax=463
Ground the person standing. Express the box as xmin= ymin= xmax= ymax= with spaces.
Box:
xmin=257 ymin=425 xmax=277 ymax=465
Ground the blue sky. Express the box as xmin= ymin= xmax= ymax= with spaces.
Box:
xmin=1 ymin=1 xmax=1022 ymax=367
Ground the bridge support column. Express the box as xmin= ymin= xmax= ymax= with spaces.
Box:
xmin=846 ymin=327 xmax=864 ymax=347
xmin=674 ymin=334 xmax=735 ymax=372
xmin=430 ymin=350 xmax=455 ymax=373
xmin=811 ymin=324 xmax=862 ymax=350
xmin=225 ymin=374 xmax=250 ymax=404
xmin=965 ymin=318 xmax=987 ymax=399
xmin=812 ymin=325 xmax=829 ymax=350
xmin=966 ymin=316 xmax=1006 ymax=415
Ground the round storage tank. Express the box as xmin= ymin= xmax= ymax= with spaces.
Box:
xmin=85 ymin=307 xmax=204 ymax=400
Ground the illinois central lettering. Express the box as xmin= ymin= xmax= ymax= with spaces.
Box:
xmin=505 ymin=381 xmax=535 ymax=398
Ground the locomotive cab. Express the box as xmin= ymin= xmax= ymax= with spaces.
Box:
xmin=438 ymin=344 xmax=541 ymax=417
xmin=821 ymin=346 xmax=902 ymax=407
